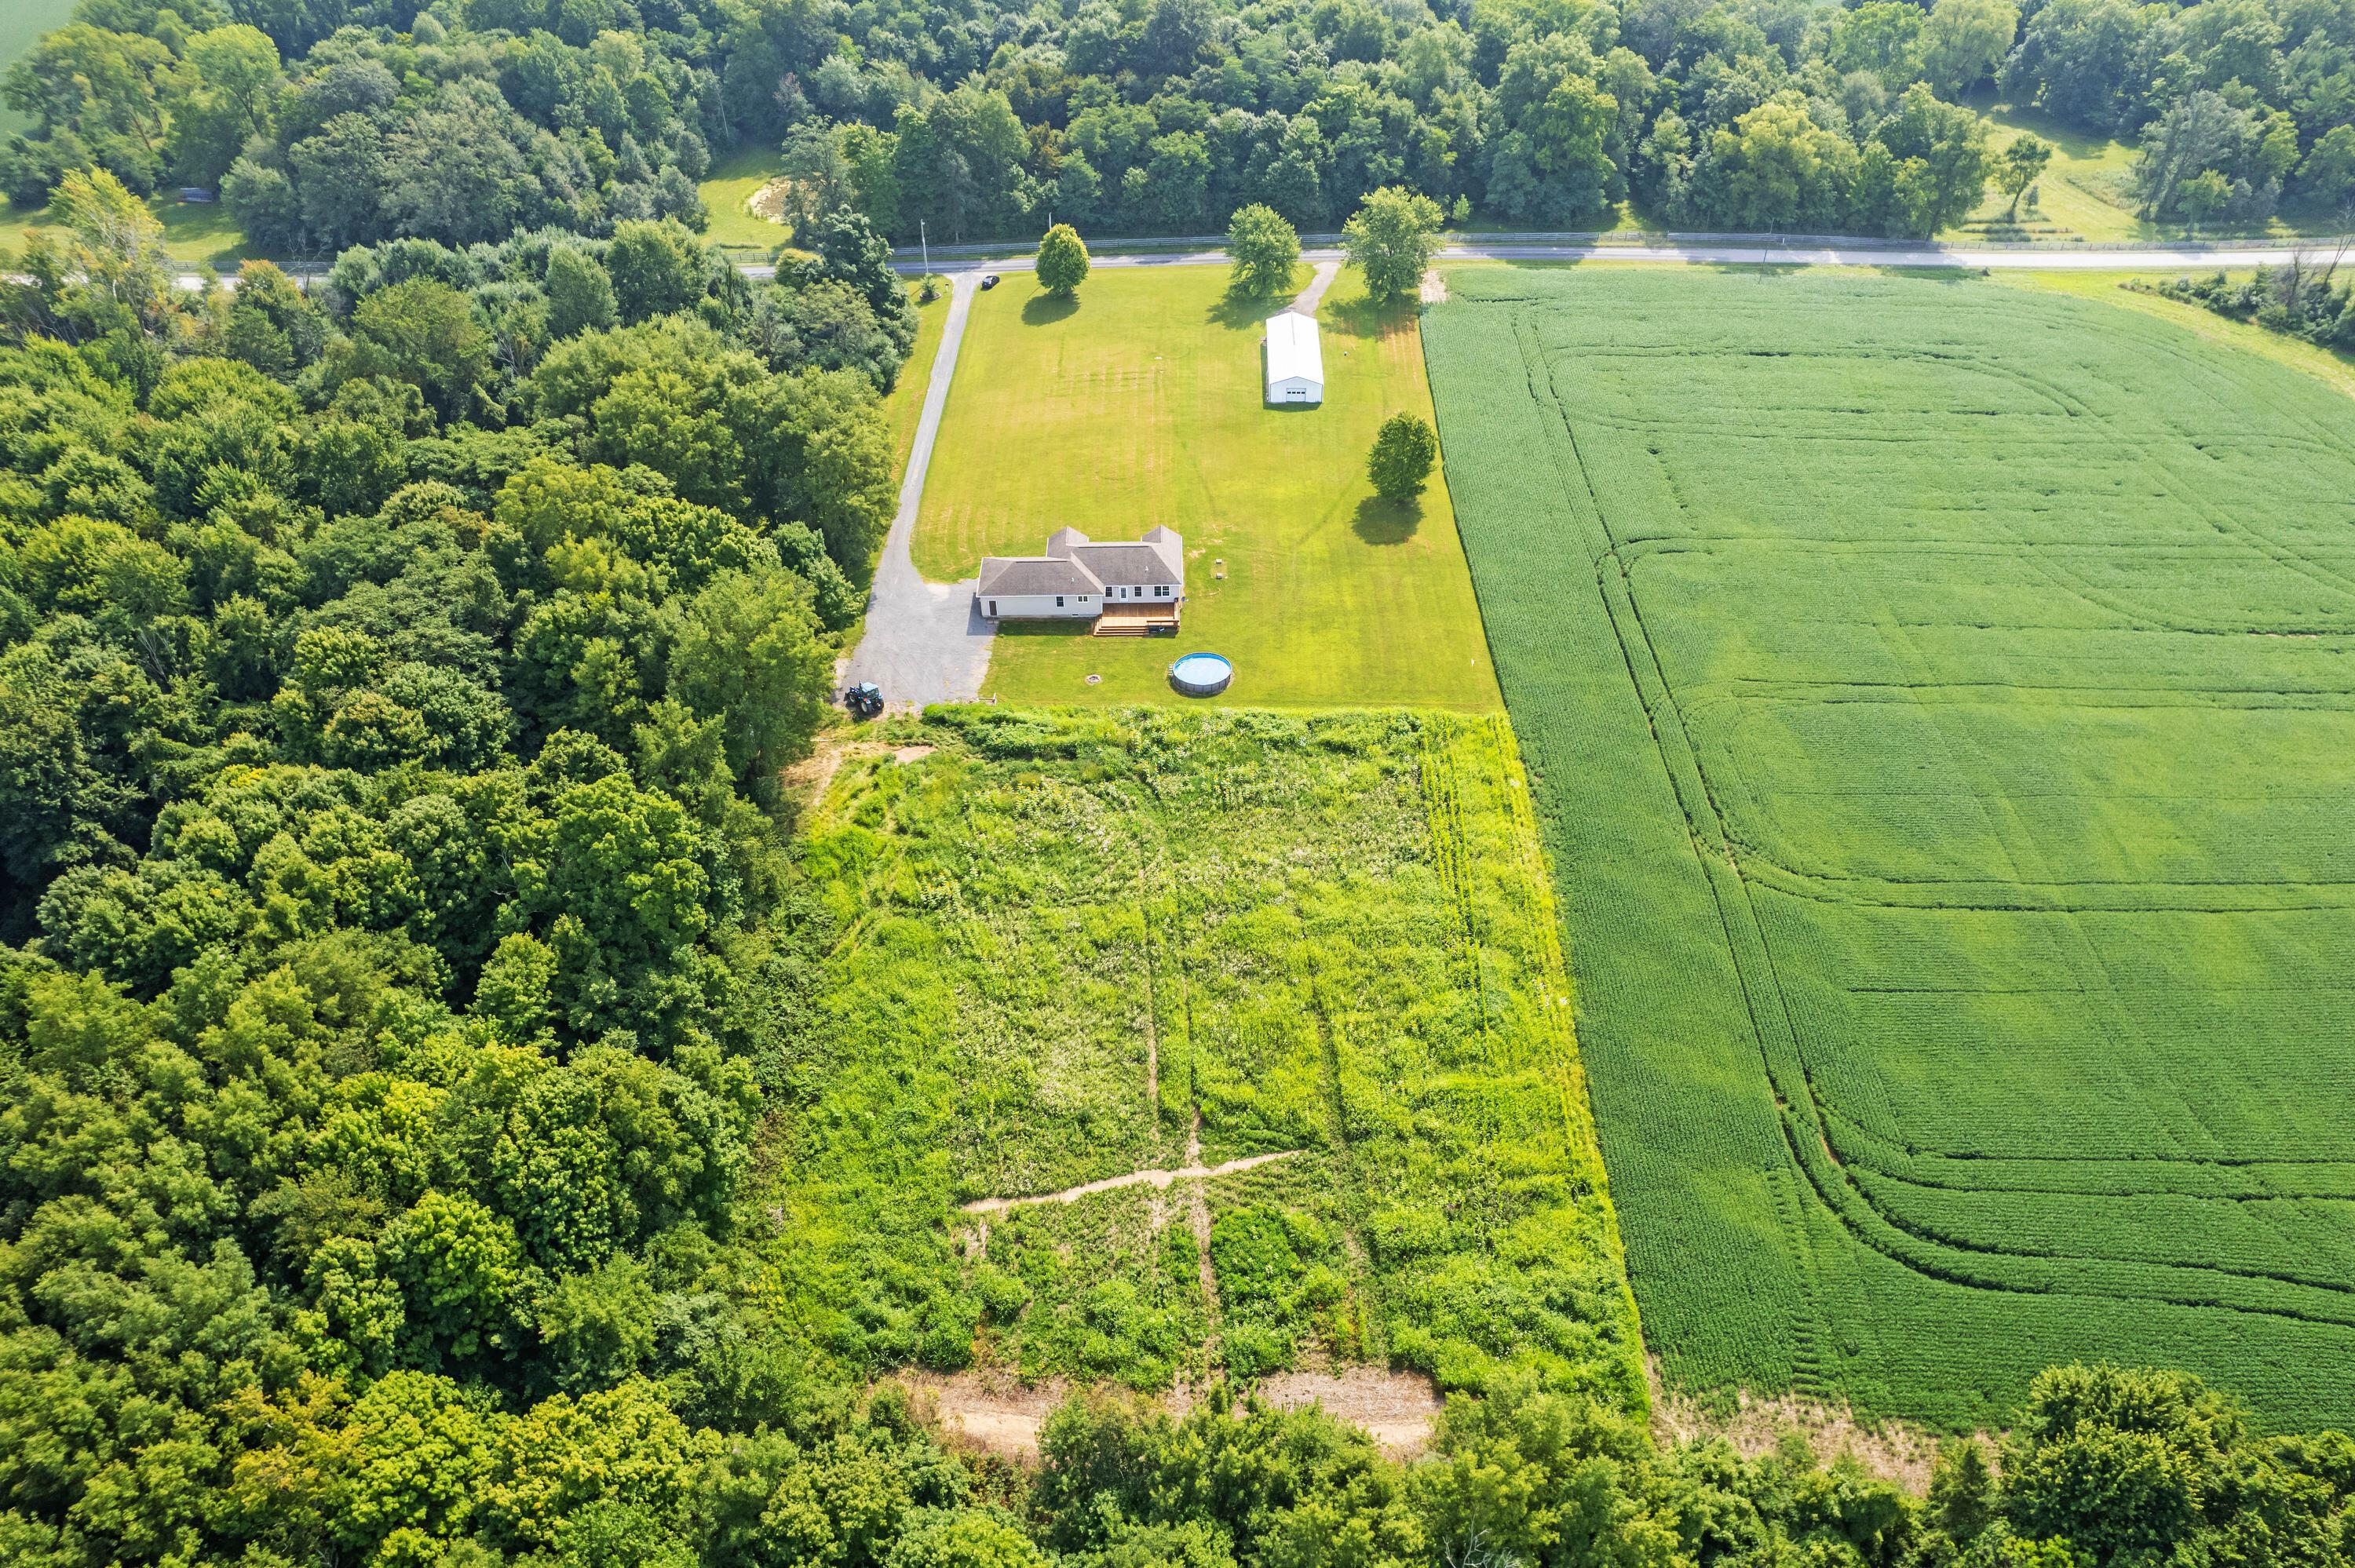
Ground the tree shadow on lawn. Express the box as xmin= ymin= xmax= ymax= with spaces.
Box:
xmin=1353 ymin=495 xmax=1422 ymax=544
xmin=1208 ymin=288 xmax=1290 ymax=330
xmin=1323 ymin=291 xmax=1420 ymax=343
xmin=1021 ymin=291 xmax=1079 ymax=326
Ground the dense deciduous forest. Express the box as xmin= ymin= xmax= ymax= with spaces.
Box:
xmin=6 ymin=0 xmax=2355 ymax=253
xmin=6 ymin=0 xmax=2355 ymax=1562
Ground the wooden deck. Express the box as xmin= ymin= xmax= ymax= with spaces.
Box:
xmin=1093 ymin=603 xmax=1181 ymax=636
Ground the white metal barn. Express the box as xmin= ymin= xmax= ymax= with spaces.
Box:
xmin=1264 ymin=312 xmax=1324 ymax=405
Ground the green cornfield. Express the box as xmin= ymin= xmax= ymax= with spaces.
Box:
xmin=770 ymin=708 xmax=1644 ymax=1403
xmin=1423 ymin=265 xmax=2355 ymax=1430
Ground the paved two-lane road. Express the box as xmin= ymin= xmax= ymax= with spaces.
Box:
xmin=166 ymin=235 xmax=2344 ymax=295
xmin=808 ymin=235 xmax=2342 ymax=280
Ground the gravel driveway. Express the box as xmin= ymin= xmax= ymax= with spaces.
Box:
xmin=1287 ymin=259 xmax=1340 ymax=314
xmin=842 ymin=272 xmax=994 ymax=709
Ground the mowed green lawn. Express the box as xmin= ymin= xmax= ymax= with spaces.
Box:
xmin=885 ymin=282 xmax=951 ymax=476
xmin=1426 ymin=263 xmax=2355 ymax=1432
xmin=696 ymin=144 xmax=790 ymax=250
xmin=1952 ymin=102 xmax=2338 ymax=242
xmin=915 ymin=264 xmax=1500 ymax=710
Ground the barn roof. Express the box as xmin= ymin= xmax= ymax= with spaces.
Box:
xmin=1265 ymin=312 xmax=1324 ymax=388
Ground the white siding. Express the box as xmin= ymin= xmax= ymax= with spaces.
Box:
xmin=1264 ymin=314 xmax=1324 ymax=405
xmin=982 ymin=592 xmax=1098 ymax=620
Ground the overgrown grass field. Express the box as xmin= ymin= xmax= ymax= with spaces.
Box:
xmin=1424 ymin=263 xmax=2355 ymax=1431
xmin=915 ymin=265 xmax=1499 ymax=710
xmin=761 ymin=708 xmax=1641 ymax=1402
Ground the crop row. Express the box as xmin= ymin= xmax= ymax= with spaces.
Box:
xmin=1425 ymin=265 xmax=2355 ymax=1430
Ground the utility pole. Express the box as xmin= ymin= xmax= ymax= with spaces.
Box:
xmin=919 ymin=219 xmax=929 ymax=282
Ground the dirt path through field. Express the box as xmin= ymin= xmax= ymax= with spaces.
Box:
xmin=958 ymin=1147 xmax=1302 ymax=1215
xmin=780 ymin=737 xmax=936 ymax=810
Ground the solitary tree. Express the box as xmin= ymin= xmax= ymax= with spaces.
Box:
xmin=1227 ymin=203 xmax=1300 ymax=296
xmin=1037 ymin=223 xmax=1090 ymax=297
xmin=1342 ymin=187 xmax=1444 ymax=307
xmin=1997 ymin=133 xmax=2053 ymax=217
xmin=1367 ymin=412 xmax=1437 ymax=502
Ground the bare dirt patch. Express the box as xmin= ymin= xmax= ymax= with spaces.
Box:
xmin=1261 ymin=1367 xmax=1444 ymax=1456
xmin=781 ymin=738 xmax=937 ymax=811
xmin=901 ymin=1370 xmax=1068 ymax=1459
xmin=904 ymin=1366 xmax=1444 ymax=1460
xmin=779 ymin=737 xmax=856 ymax=810
xmin=747 ymin=176 xmax=794 ymax=225
xmin=1648 ymin=1365 xmax=1958 ymax=1493
xmin=1419 ymin=267 xmax=1449 ymax=304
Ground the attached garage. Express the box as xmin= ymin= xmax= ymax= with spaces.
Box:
xmin=1264 ymin=312 xmax=1324 ymax=406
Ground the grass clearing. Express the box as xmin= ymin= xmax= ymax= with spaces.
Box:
xmin=0 ymin=0 xmax=74 ymax=135
xmin=0 ymin=190 xmax=259 ymax=269
xmin=1425 ymin=262 xmax=2355 ymax=1431
xmin=1954 ymin=103 xmax=2342 ymax=243
xmin=915 ymin=264 xmax=1499 ymax=711
xmin=696 ymin=144 xmax=790 ymax=251
xmin=765 ymin=707 xmax=1642 ymax=1403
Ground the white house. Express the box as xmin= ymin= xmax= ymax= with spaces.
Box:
xmin=977 ymin=526 xmax=1185 ymax=635
xmin=1265 ymin=312 xmax=1324 ymax=405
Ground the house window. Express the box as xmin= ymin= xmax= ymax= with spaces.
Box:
xmin=988 ymin=600 xmax=997 ymax=616
xmin=1055 ymin=595 xmax=1064 ymax=607
xmin=1156 ymin=585 xmax=1170 ymax=597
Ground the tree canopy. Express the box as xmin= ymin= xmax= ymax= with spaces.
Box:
xmin=1036 ymin=222 xmax=1092 ymax=297
xmin=9 ymin=0 xmax=2350 ymax=259
xmin=1227 ymin=202 xmax=1302 ymax=297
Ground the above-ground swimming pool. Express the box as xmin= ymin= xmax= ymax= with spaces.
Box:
xmin=1168 ymin=652 xmax=1232 ymax=697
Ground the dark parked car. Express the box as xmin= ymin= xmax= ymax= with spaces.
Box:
xmin=980 ymin=274 xmax=1000 ymax=290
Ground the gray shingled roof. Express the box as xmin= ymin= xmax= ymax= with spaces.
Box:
xmin=977 ymin=556 xmax=1102 ymax=596
xmin=1069 ymin=541 xmax=1181 ymax=585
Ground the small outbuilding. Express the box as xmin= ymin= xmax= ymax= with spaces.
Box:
xmin=1264 ymin=312 xmax=1324 ymax=405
